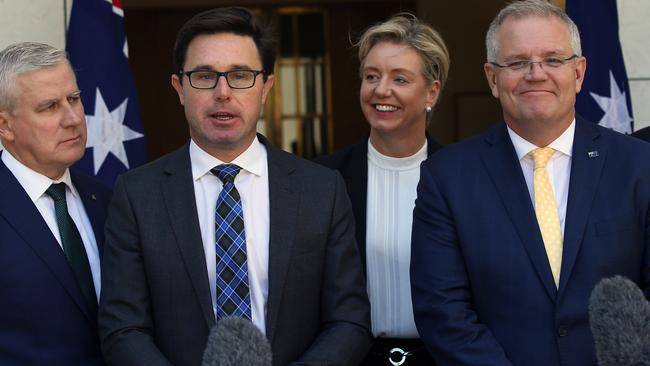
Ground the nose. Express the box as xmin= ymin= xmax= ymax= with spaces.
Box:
xmin=213 ymin=75 xmax=232 ymax=100
xmin=374 ymin=77 xmax=392 ymax=97
xmin=62 ymin=101 xmax=84 ymax=127
xmin=524 ymin=61 xmax=548 ymax=81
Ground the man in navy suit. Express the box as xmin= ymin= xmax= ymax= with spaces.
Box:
xmin=410 ymin=1 xmax=650 ymax=365
xmin=0 ymin=42 xmax=110 ymax=365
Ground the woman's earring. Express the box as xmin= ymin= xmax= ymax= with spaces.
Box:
xmin=425 ymin=105 xmax=432 ymax=113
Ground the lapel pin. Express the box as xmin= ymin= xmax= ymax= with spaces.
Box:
xmin=587 ymin=151 xmax=599 ymax=158
xmin=91 ymin=194 xmax=97 ymax=201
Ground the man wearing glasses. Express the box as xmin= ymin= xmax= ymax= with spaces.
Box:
xmin=99 ymin=7 xmax=371 ymax=366
xmin=410 ymin=1 xmax=650 ymax=365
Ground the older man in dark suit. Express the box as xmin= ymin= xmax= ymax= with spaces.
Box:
xmin=0 ymin=42 xmax=111 ymax=365
xmin=410 ymin=1 xmax=650 ymax=365
xmin=98 ymin=7 xmax=372 ymax=366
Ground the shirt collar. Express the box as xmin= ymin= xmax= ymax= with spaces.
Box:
xmin=1 ymin=150 xmax=77 ymax=202
xmin=189 ymin=136 xmax=266 ymax=181
xmin=507 ymin=119 xmax=575 ymax=161
xmin=367 ymin=139 xmax=428 ymax=170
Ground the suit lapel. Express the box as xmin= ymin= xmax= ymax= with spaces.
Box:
xmin=262 ymin=137 xmax=299 ymax=342
xmin=0 ymin=158 xmax=95 ymax=322
xmin=558 ymin=118 xmax=605 ymax=297
xmin=339 ymin=141 xmax=368 ymax=270
xmin=481 ymin=124 xmax=557 ymax=299
xmin=160 ymin=145 xmax=215 ymax=327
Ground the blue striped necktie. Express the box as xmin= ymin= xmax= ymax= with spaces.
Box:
xmin=211 ymin=164 xmax=251 ymax=320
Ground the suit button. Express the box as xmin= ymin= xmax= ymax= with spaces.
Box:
xmin=557 ymin=326 xmax=568 ymax=337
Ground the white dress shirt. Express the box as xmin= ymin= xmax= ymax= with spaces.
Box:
xmin=507 ymin=119 xmax=575 ymax=235
xmin=365 ymin=139 xmax=427 ymax=338
xmin=190 ymin=137 xmax=270 ymax=334
xmin=1 ymin=150 xmax=102 ymax=299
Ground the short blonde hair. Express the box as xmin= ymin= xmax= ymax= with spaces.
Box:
xmin=356 ymin=13 xmax=450 ymax=91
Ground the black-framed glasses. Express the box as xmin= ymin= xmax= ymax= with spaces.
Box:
xmin=489 ymin=55 xmax=579 ymax=72
xmin=179 ymin=69 xmax=265 ymax=89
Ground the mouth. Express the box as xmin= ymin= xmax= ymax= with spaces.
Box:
xmin=373 ymin=104 xmax=399 ymax=112
xmin=62 ymin=135 xmax=81 ymax=144
xmin=520 ymin=89 xmax=554 ymax=96
xmin=210 ymin=111 xmax=236 ymax=121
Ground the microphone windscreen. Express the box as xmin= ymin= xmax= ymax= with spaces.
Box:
xmin=588 ymin=275 xmax=650 ymax=366
xmin=202 ymin=317 xmax=272 ymax=366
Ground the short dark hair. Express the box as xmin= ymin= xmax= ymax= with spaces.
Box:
xmin=173 ymin=7 xmax=276 ymax=80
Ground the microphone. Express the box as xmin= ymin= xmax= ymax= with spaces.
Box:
xmin=588 ymin=275 xmax=650 ymax=366
xmin=202 ymin=317 xmax=272 ymax=366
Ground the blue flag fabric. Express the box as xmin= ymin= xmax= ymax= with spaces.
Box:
xmin=66 ymin=0 xmax=147 ymax=186
xmin=566 ymin=0 xmax=633 ymax=134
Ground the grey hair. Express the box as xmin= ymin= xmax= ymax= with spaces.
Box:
xmin=485 ymin=0 xmax=582 ymax=62
xmin=0 ymin=42 xmax=69 ymax=111
xmin=355 ymin=13 xmax=450 ymax=91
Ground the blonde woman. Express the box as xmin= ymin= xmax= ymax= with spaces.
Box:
xmin=318 ymin=13 xmax=449 ymax=366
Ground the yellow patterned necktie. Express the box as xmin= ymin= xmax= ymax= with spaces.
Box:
xmin=531 ymin=147 xmax=563 ymax=288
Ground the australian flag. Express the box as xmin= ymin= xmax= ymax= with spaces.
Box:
xmin=67 ymin=0 xmax=147 ymax=186
xmin=566 ymin=0 xmax=633 ymax=134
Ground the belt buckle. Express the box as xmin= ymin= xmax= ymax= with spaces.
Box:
xmin=388 ymin=347 xmax=408 ymax=366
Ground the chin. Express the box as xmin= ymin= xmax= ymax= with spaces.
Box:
xmin=370 ymin=118 xmax=402 ymax=130
xmin=517 ymin=108 xmax=554 ymax=123
xmin=53 ymin=147 xmax=83 ymax=163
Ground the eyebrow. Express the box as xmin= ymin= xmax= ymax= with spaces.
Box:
xmin=502 ymin=50 xmax=571 ymax=60
xmin=34 ymin=98 xmax=60 ymax=110
xmin=188 ymin=64 xmax=257 ymax=71
xmin=34 ymin=90 xmax=81 ymax=110
xmin=361 ymin=65 xmax=417 ymax=76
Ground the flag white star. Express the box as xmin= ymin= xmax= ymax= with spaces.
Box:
xmin=589 ymin=70 xmax=633 ymax=134
xmin=85 ymin=88 xmax=144 ymax=174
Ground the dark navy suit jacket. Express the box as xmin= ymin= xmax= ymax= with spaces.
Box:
xmin=0 ymin=153 xmax=111 ymax=365
xmin=411 ymin=118 xmax=650 ymax=366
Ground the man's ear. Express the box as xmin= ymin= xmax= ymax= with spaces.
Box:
xmin=171 ymin=74 xmax=185 ymax=106
xmin=484 ymin=63 xmax=500 ymax=99
xmin=574 ymin=56 xmax=587 ymax=93
xmin=0 ymin=110 xmax=15 ymax=143
xmin=261 ymin=74 xmax=274 ymax=104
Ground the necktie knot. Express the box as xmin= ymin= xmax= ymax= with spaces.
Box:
xmin=211 ymin=164 xmax=242 ymax=184
xmin=531 ymin=147 xmax=555 ymax=170
xmin=45 ymin=183 xmax=67 ymax=201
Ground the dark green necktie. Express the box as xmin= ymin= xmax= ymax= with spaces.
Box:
xmin=45 ymin=183 xmax=97 ymax=313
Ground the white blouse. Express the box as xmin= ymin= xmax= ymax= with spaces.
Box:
xmin=365 ymin=139 xmax=427 ymax=338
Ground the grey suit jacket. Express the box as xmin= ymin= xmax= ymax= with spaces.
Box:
xmin=99 ymin=135 xmax=372 ymax=366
